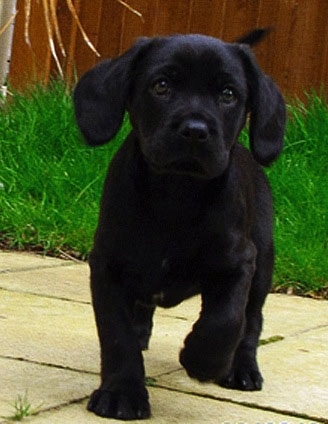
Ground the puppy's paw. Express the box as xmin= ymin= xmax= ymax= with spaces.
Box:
xmin=220 ymin=363 xmax=263 ymax=391
xmin=87 ymin=386 xmax=151 ymax=420
xmin=179 ymin=346 xmax=216 ymax=382
xmin=179 ymin=325 xmax=234 ymax=383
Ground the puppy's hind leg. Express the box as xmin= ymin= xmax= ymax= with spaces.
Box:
xmin=133 ymin=303 xmax=156 ymax=350
xmin=220 ymin=241 xmax=274 ymax=391
xmin=180 ymin=241 xmax=257 ymax=384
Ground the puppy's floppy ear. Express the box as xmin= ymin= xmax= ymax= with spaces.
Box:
xmin=73 ymin=38 xmax=149 ymax=146
xmin=239 ymin=46 xmax=286 ymax=166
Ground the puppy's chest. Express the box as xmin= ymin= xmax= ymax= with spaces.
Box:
xmin=117 ymin=217 xmax=220 ymax=306
xmin=159 ymin=244 xmax=195 ymax=276
xmin=138 ymin=234 xmax=199 ymax=277
xmin=137 ymin=243 xmax=200 ymax=307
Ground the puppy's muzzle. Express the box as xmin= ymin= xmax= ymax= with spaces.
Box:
xmin=147 ymin=114 xmax=223 ymax=179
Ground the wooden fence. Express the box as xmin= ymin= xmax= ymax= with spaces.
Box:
xmin=7 ymin=0 xmax=328 ymax=98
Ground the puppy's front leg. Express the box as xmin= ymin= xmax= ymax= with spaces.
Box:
xmin=180 ymin=241 xmax=256 ymax=384
xmin=87 ymin=253 xmax=150 ymax=420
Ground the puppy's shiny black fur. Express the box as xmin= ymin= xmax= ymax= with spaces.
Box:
xmin=74 ymin=30 xmax=285 ymax=420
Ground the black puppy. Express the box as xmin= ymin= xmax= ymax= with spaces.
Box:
xmin=74 ymin=29 xmax=285 ymax=420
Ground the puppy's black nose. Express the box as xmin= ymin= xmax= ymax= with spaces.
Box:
xmin=179 ymin=119 xmax=209 ymax=142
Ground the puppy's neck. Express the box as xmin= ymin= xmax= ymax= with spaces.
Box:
xmin=142 ymin=166 xmax=215 ymax=229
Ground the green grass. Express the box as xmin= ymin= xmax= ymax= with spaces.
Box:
xmin=0 ymin=81 xmax=128 ymax=257
xmin=266 ymin=94 xmax=328 ymax=295
xmin=0 ymin=81 xmax=327 ymax=295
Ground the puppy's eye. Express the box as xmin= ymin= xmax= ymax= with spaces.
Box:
xmin=219 ymin=87 xmax=236 ymax=104
xmin=152 ymin=79 xmax=170 ymax=97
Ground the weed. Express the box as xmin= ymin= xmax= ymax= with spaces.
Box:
xmin=145 ymin=376 xmax=158 ymax=387
xmin=2 ymin=391 xmax=43 ymax=421
xmin=259 ymin=335 xmax=284 ymax=346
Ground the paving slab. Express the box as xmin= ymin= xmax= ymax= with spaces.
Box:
xmin=17 ymin=390 xmax=318 ymax=424
xmin=0 ymin=357 xmax=97 ymax=419
xmin=0 ymin=264 xmax=90 ymax=303
xmin=157 ymin=325 xmax=328 ymax=422
xmin=153 ymin=297 xmax=328 ymax=423
xmin=1 ymin=251 xmax=327 ymax=423
xmin=262 ymin=294 xmax=328 ymax=338
xmin=0 ymin=251 xmax=73 ymax=273
xmin=5 ymin=287 xmax=325 ymax=380
xmin=0 ymin=290 xmax=99 ymax=373
xmin=131 ymin=294 xmax=328 ymax=381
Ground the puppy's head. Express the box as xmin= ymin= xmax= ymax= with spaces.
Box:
xmin=74 ymin=31 xmax=286 ymax=179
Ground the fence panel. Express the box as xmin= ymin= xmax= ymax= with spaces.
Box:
xmin=7 ymin=0 xmax=328 ymax=98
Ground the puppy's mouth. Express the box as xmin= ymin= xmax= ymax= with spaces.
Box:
xmin=151 ymin=159 xmax=209 ymax=178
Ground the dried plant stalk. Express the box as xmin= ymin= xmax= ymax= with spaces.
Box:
xmin=0 ymin=11 xmax=18 ymax=37
xmin=65 ymin=0 xmax=100 ymax=57
xmin=21 ymin=0 xmax=143 ymax=76
xmin=24 ymin=0 xmax=31 ymax=46
xmin=41 ymin=0 xmax=64 ymax=76
xmin=49 ymin=0 xmax=66 ymax=57
xmin=116 ymin=0 xmax=144 ymax=22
